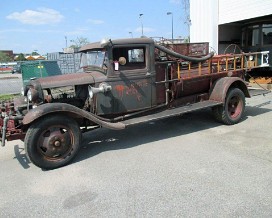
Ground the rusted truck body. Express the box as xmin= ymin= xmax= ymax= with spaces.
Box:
xmin=0 ymin=38 xmax=270 ymax=169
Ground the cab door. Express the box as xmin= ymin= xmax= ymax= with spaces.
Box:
xmin=96 ymin=44 xmax=155 ymax=115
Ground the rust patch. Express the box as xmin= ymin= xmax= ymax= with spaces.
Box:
xmin=115 ymin=85 xmax=125 ymax=98
xmin=114 ymin=81 xmax=148 ymax=101
xmin=126 ymin=84 xmax=142 ymax=101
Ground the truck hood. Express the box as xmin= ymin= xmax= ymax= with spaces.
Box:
xmin=31 ymin=71 xmax=106 ymax=89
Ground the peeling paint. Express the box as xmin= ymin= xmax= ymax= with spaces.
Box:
xmin=114 ymin=80 xmax=148 ymax=101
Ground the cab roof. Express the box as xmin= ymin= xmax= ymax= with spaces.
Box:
xmin=79 ymin=37 xmax=154 ymax=52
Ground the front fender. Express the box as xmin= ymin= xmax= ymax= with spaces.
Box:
xmin=209 ymin=77 xmax=250 ymax=103
xmin=22 ymin=103 xmax=125 ymax=130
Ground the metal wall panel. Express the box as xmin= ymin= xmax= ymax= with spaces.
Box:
xmin=190 ymin=0 xmax=272 ymax=53
xmin=219 ymin=0 xmax=272 ymax=25
xmin=190 ymin=0 xmax=219 ymax=52
xmin=47 ymin=52 xmax=81 ymax=74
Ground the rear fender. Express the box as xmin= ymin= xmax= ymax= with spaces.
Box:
xmin=22 ymin=103 xmax=125 ymax=130
xmin=209 ymin=77 xmax=250 ymax=103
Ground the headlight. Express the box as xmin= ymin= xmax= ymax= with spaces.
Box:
xmin=27 ymin=89 xmax=33 ymax=101
xmin=26 ymin=88 xmax=39 ymax=102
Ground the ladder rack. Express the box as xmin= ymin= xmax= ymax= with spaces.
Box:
xmin=176 ymin=51 xmax=270 ymax=79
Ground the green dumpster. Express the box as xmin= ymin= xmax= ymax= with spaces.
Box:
xmin=21 ymin=61 xmax=61 ymax=86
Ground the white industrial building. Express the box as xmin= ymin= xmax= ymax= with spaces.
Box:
xmin=190 ymin=0 xmax=272 ymax=56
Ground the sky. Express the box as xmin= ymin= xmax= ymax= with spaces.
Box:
xmin=0 ymin=0 xmax=189 ymax=55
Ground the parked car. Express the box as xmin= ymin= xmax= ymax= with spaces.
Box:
xmin=12 ymin=64 xmax=21 ymax=74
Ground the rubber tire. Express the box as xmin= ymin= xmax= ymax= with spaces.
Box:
xmin=24 ymin=114 xmax=82 ymax=170
xmin=212 ymin=88 xmax=245 ymax=125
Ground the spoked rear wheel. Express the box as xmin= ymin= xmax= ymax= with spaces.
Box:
xmin=213 ymin=88 xmax=245 ymax=125
xmin=25 ymin=114 xmax=82 ymax=169
xmin=224 ymin=44 xmax=243 ymax=55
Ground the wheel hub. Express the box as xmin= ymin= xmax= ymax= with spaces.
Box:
xmin=38 ymin=127 xmax=72 ymax=159
xmin=54 ymin=140 xmax=61 ymax=147
xmin=228 ymin=96 xmax=241 ymax=118
xmin=49 ymin=135 xmax=65 ymax=148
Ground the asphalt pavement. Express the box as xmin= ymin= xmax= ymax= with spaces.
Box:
xmin=0 ymin=73 xmax=23 ymax=94
xmin=0 ymin=92 xmax=272 ymax=217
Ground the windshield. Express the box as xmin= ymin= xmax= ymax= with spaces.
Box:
xmin=80 ymin=50 xmax=106 ymax=68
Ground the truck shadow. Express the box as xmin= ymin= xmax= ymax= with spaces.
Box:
xmin=244 ymin=101 xmax=271 ymax=117
xmin=73 ymin=105 xmax=271 ymax=165
xmin=14 ymin=145 xmax=31 ymax=169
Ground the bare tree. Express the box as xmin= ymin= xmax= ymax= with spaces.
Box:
xmin=70 ymin=37 xmax=89 ymax=50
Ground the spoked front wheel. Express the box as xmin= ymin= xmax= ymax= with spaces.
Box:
xmin=24 ymin=114 xmax=82 ymax=169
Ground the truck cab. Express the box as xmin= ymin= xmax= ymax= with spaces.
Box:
xmin=80 ymin=38 xmax=156 ymax=116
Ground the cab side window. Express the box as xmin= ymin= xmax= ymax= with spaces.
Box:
xmin=113 ymin=46 xmax=146 ymax=70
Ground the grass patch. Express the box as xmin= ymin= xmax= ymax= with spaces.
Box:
xmin=0 ymin=93 xmax=20 ymax=101
xmin=0 ymin=71 xmax=12 ymax=74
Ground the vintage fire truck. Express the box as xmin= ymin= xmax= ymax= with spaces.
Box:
xmin=0 ymin=38 xmax=270 ymax=169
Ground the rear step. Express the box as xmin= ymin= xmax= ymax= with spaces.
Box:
xmin=122 ymin=100 xmax=222 ymax=126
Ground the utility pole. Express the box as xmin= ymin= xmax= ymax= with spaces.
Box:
xmin=65 ymin=36 xmax=67 ymax=48
xmin=139 ymin=14 xmax=144 ymax=36
xmin=167 ymin=12 xmax=174 ymax=42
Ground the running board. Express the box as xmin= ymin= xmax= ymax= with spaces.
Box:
xmin=122 ymin=100 xmax=222 ymax=126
